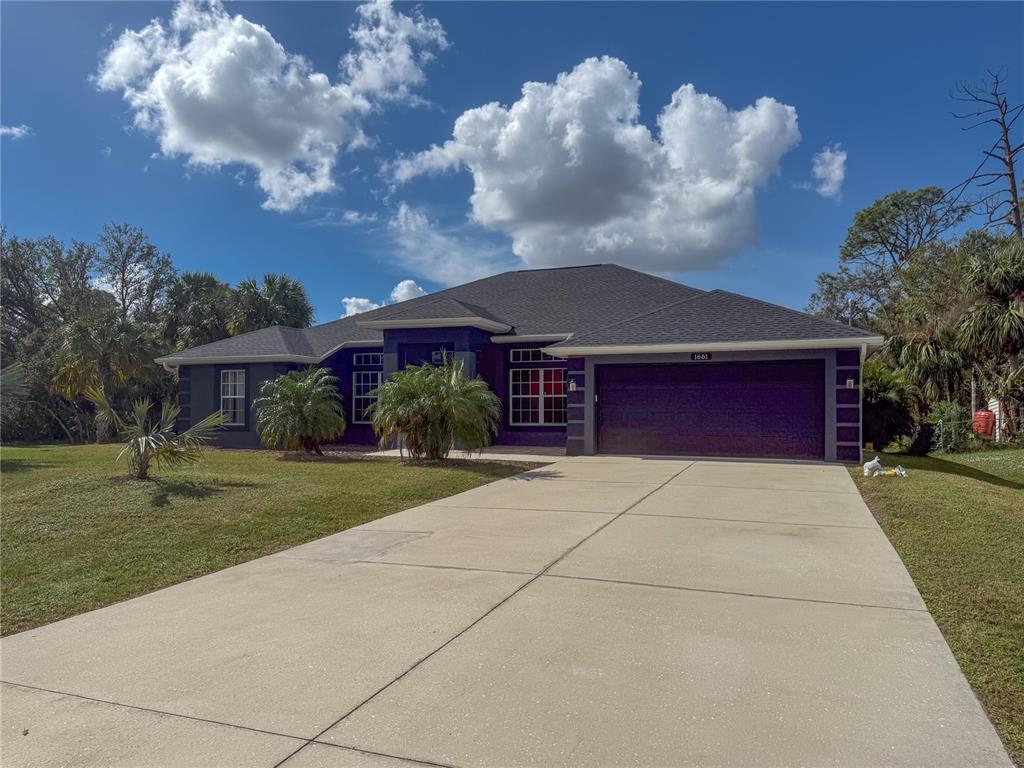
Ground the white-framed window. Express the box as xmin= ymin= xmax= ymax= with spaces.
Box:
xmin=353 ymin=352 xmax=383 ymax=367
xmin=509 ymin=348 xmax=557 ymax=363
xmin=352 ymin=371 xmax=382 ymax=424
xmin=510 ymin=368 xmax=567 ymax=425
xmin=220 ymin=369 xmax=246 ymax=426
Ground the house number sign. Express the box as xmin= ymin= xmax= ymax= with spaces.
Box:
xmin=690 ymin=353 xmax=712 ymax=361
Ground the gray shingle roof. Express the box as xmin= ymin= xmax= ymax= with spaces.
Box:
xmin=157 ymin=264 xmax=879 ymax=364
xmin=355 ymin=264 xmax=703 ymax=335
xmin=156 ymin=317 xmax=377 ymax=363
xmin=550 ymin=289 xmax=879 ymax=349
xmin=359 ymin=296 xmax=512 ymax=326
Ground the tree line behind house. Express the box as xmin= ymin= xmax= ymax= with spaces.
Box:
xmin=806 ymin=72 xmax=1023 ymax=452
xmin=0 ymin=219 xmax=504 ymax=471
xmin=1 ymin=222 xmax=315 ymax=443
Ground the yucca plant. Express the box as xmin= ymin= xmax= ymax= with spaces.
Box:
xmin=86 ymin=387 xmax=226 ymax=480
xmin=253 ymin=366 xmax=346 ymax=454
xmin=369 ymin=358 xmax=501 ymax=460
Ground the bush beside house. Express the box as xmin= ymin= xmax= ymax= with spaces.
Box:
xmin=253 ymin=367 xmax=347 ymax=454
xmin=369 ymin=358 xmax=501 ymax=460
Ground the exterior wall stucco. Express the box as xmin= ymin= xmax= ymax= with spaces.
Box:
xmin=181 ymin=347 xmax=384 ymax=449
xmin=183 ymin=362 xmax=293 ymax=448
xmin=175 ymin=335 xmax=861 ymax=462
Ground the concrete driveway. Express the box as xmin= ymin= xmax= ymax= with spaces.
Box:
xmin=0 ymin=457 xmax=1011 ymax=767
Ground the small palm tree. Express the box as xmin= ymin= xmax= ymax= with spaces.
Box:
xmin=163 ymin=271 xmax=234 ymax=351
xmin=886 ymin=322 xmax=969 ymax=403
xmin=228 ymin=274 xmax=314 ymax=335
xmin=253 ymin=367 xmax=347 ymax=454
xmin=958 ymin=239 xmax=1024 ymax=437
xmin=369 ymin=358 xmax=501 ymax=460
xmin=86 ymin=387 xmax=226 ymax=480
xmin=958 ymin=239 xmax=1024 ymax=365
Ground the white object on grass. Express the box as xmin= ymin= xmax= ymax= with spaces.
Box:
xmin=863 ymin=456 xmax=883 ymax=477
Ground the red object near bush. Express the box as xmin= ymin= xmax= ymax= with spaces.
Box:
xmin=973 ymin=409 xmax=996 ymax=437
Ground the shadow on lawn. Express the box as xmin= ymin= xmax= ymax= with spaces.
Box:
xmin=276 ymin=453 xmax=372 ymax=465
xmin=0 ymin=458 xmax=58 ymax=473
xmin=148 ymin=478 xmax=260 ymax=508
xmin=275 ymin=452 xmax=540 ymax=478
xmin=887 ymin=453 xmax=1024 ymax=491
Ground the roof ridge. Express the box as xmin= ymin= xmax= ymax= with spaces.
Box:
xmin=512 ymin=263 xmax=606 ymax=273
xmin=606 ymin=264 xmax=706 ymax=295
xmin=562 ymin=290 xmax=712 ymax=344
xmin=712 ymin=289 xmax=876 ymax=337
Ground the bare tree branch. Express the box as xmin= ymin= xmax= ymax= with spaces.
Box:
xmin=951 ymin=69 xmax=1023 ymax=238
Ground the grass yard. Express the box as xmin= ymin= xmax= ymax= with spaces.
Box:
xmin=0 ymin=443 xmax=532 ymax=637
xmin=851 ymin=449 xmax=1024 ymax=765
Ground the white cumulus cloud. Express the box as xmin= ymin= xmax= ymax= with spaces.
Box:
xmin=341 ymin=0 xmax=447 ymax=103
xmin=342 ymin=278 xmax=428 ymax=317
xmin=387 ymin=202 xmax=516 ymax=285
xmin=811 ymin=143 xmax=846 ymax=199
xmin=342 ymin=296 xmax=383 ymax=316
xmin=394 ymin=56 xmax=801 ymax=272
xmin=389 ymin=278 xmax=426 ymax=302
xmin=0 ymin=124 xmax=32 ymax=140
xmin=95 ymin=0 xmax=446 ymax=212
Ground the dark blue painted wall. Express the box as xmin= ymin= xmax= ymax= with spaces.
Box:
xmin=182 ymin=362 xmax=293 ymax=448
xmin=174 ymin=333 xmax=862 ymax=462
xmin=180 ymin=348 xmax=383 ymax=448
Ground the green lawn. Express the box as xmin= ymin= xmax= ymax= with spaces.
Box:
xmin=0 ymin=444 xmax=532 ymax=637
xmin=851 ymin=449 xmax=1024 ymax=766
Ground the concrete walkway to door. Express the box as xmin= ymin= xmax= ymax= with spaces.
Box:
xmin=0 ymin=457 xmax=1012 ymax=767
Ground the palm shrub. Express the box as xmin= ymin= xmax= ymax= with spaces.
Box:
xmin=86 ymin=387 xmax=226 ymax=480
xmin=369 ymin=358 xmax=501 ymax=460
xmin=862 ymin=360 xmax=919 ymax=451
xmin=253 ymin=366 xmax=346 ymax=454
xmin=924 ymin=400 xmax=971 ymax=453
xmin=957 ymin=239 xmax=1024 ymax=438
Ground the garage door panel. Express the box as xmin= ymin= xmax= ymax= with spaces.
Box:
xmin=596 ymin=361 xmax=825 ymax=460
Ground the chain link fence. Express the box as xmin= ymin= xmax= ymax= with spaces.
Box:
xmin=934 ymin=412 xmax=1010 ymax=453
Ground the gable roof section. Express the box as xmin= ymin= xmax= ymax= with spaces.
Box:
xmin=155 ymin=317 xmax=379 ymax=365
xmin=352 ymin=264 xmax=702 ymax=336
xmin=356 ymin=296 xmax=512 ymax=331
xmin=548 ymin=290 xmax=882 ymax=355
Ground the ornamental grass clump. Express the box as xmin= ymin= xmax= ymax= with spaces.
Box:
xmin=253 ymin=366 xmax=347 ymax=454
xmin=369 ymin=358 xmax=500 ymax=460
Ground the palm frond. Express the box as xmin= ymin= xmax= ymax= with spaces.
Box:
xmin=369 ymin=359 xmax=500 ymax=460
xmin=85 ymin=386 xmax=225 ymax=479
xmin=253 ymin=366 xmax=346 ymax=452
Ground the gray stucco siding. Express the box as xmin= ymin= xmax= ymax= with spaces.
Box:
xmin=183 ymin=363 xmax=290 ymax=448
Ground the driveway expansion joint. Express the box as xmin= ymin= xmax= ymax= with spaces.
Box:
xmin=670 ymin=482 xmax=859 ymax=495
xmin=1 ymin=681 xmax=462 ymax=768
xmin=542 ymin=574 xmax=931 ymax=613
xmin=425 ymin=503 xmax=618 ymax=515
xmin=0 ymin=680 xmax=309 ymax=743
xmin=626 ymin=511 xmax=877 ymax=529
xmin=309 ymin=739 xmax=461 ymax=768
xmin=357 ymin=560 xmax=536 ymax=577
xmin=273 ymin=461 xmax=696 ymax=768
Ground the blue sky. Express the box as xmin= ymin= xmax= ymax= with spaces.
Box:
xmin=2 ymin=1 xmax=1021 ymax=324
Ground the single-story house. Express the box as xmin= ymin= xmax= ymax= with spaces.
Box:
xmin=155 ymin=264 xmax=883 ymax=462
